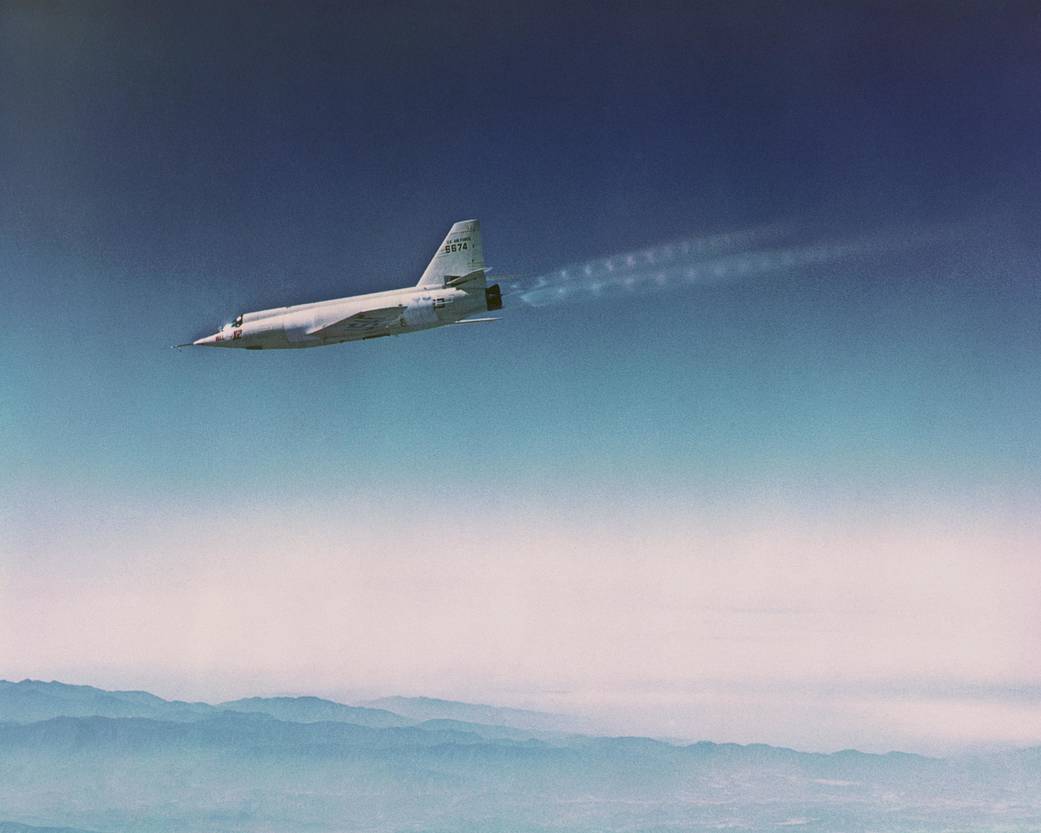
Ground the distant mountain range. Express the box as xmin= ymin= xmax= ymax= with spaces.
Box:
xmin=216 ymin=695 xmax=411 ymax=727
xmin=1 ymin=679 xmax=1040 ymax=833
xmin=0 ymin=679 xmax=213 ymax=723
xmin=0 ymin=823 xmax=101 ymax=833
xmin=361 ymin=694 xmax=576 ymax=732
xmin=0 ymin=820 xmax=100 ymax=833
xmin=0 ymin=679 xmax=563 ymax=733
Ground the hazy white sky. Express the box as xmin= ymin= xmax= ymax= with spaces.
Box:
xmin=3 ymin=487 xmax=1037 ymax=754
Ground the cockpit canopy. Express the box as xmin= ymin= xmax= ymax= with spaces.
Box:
xmin=232 ymin=314 xmax=243 ymax=328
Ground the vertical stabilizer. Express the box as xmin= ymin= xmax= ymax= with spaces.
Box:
xmin=417 ymin=219 xmax=484 ymax=288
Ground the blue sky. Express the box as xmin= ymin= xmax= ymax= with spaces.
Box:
xmin=2 ymin=2 xmax=1040 ymax=752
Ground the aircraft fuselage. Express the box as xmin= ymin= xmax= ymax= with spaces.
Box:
xmin=186 ymin=219 xmax=502 ymax=350
xmin=194 ymin=285 xmax=488 ymax=349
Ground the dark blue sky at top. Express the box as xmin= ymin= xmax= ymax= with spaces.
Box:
xmin=2 ymin=2 xmax=1040 ymax=523
xmin=6 ymin=2 xmax=1040 ymax=283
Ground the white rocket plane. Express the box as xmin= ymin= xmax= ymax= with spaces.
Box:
xmin=181 ymin=220 xmax=502 ymax=350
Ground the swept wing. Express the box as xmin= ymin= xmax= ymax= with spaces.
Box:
xmin=307 ymin=305 xmax=402 ymax=338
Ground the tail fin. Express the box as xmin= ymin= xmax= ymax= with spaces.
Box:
xmin=417 ymin=219 xmax=484 ymax=288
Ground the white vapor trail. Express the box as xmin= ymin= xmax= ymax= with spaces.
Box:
xmin=507 ymin=223 xmax=947 ymax=308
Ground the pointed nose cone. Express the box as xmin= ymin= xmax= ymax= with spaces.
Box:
xmin=193 ymin=334 xmax=219 ymax=346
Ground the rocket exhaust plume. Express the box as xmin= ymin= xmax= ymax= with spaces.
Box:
xmin=506 ymin=223 xmax=953 ymax=308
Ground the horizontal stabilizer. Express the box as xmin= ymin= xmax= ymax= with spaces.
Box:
xmin=449 ymin=317 xmax=499 ymax=324
xmin=445 ymin=269 xmax=486 ymax=287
